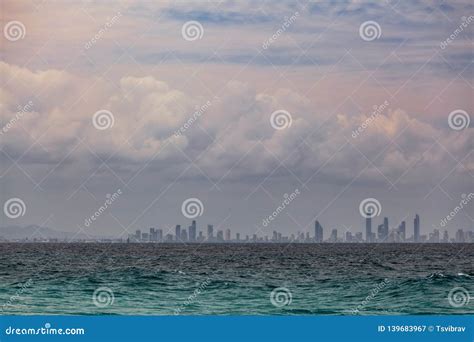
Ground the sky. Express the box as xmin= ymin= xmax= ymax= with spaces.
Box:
xmin=0 ymin=0 xmax=473 ymax=240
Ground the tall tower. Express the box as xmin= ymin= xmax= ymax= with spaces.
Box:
xmin=314 ymin=220 xmax=323 ymax=243
xmin=225 ymin=228 xmax=231 ymax=241
xmin=414 ymin=214 xmax=420 ymax=242
xmin=175 ymin=225 xmax=181 ymax=242
xmin=207 ymin=224 xmax=214 ymax=241
xmin=189 ymin=220 xmax=197 ymax=242
xmin=382 ymin=217 xmax=389 ymax=242
xmin=398 ymin=221 xmax=406 ymax=241
xmin=377 ymin=224 xmax=384 ymax=242
xmin=365 ymin=215 xmax=372 ymax=243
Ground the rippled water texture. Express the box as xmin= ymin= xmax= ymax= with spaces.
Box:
xmin=0 ymin=243 xmax=473 ymax=315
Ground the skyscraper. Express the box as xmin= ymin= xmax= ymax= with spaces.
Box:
xmin=455 ymin=229 xmax=464 ymax=242
xmin=379 ymin=217 xmax=389 ymax=242
xmin=157 ymin=229 xmax=163 ymax=242
xmin=189 ymin=220 xmax=197 ymax=242
xmin=414 ymin=214 xmax=420 ymax=242
xmin=365 ymin=215 xmax=372 ymax=243
xmin=430 ymin=229 xmax=440 ymax=243
xmin=272 ymin=230 xmax=278 ymax=242
xmin=442 ymin=230 xmax=449 ymax=243
xmin=398 ymin=221 xmax=406 ymax=242
xmin=345 ymin=231 xmax=353 ymax=242
xmin=330 ymin=229 xmax=338 ymax=242
xmin=180 ymin=229 xmax=188 ymax=242
xmin=149 ymin=228 xmax=157 ymax=242
xmin=314 ymin=220 xmax=323 ymax=243
xmin=207 ymin=224 xmax=214 ymax=241
xmin=225 ymin=228 xmax=231 ymax=241
xmin=175 ymin=225 xmax=181 ymax=242
xmin=377 ymin=224 xmax=384 ymax=242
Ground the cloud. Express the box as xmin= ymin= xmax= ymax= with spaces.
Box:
xmin=1 ymin=62 xmax=471 ymax=187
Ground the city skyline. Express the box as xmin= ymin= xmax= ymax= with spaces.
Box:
xmin=104 ymin=213 xmax=474 ymax=244
xmin=2 ymin=212 xmax=473 ymax=244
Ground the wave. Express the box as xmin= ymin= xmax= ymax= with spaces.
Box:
xmin=426 ymin=272 xmax=473 ymax=280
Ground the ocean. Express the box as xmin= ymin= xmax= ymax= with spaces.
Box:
xmin=0 ymin=243 xmax=472 ymax=315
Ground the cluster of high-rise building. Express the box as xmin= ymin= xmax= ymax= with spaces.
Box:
xmin=127 ymin=215 xmax=473 ymax=243
xmin=129 ymin=221 xmax=234 ymax=243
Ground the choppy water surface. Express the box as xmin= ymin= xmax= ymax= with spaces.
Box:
xmin=0 ymin=243 xmax=473 ymax=315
